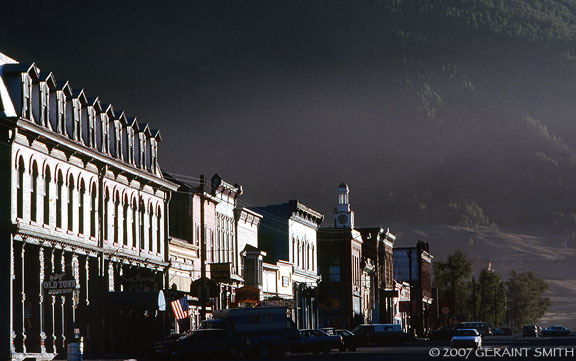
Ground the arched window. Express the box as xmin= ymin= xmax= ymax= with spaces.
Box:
xmin=103 ymin=190 xmax=109 ymax=241
xmin=140 ymin=200 xmax=146 ymax=251
xmin=56 ymin=171 xmax=63 ymax=228
xmin=44 ymin=168 xmax=51 ymax=225
xmin=68 ymin=177 xmax=75 ymax=231
xmin=16 ymin=157 xmax=25 ymax=219
xmin=156 ymin=207 xmax=162 ymax=254
xmin=149 ymin=207 xmax=154 ymax=252
xmin=79 ymin=180 xmax=85 ymax=234
xmin=292 ymin=238 xmax=296 ymax=265
xmin=311 ymin=245 xmax=315 ymax=272
xmin=90 ymin=184 xmax=97 ymax=237
xmin=31 ymin=162 xmax=39 ymax=222
xmin=122 ymin=195 xmax=128 ymax=246
xmin=114 ymin=193 xmax=120 ymax=243
xmin=132 ymin=198 xmax=138 ymax=249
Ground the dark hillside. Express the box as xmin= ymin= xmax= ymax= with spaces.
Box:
xmin=355 ymin=0 xmax=576 ymax=229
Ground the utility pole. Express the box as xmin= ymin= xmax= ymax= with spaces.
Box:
xmin=494 ymin=283 xmax=498 ymax=326
xmin=200 ymin=175 xmax=206 ymax=321
xmin=472 ymin=276 xmax=476 ymax=321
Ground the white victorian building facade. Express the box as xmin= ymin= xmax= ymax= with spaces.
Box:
xmin=0 ymin=54 xmax=177 ymax=360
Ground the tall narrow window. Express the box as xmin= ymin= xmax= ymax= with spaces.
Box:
xmin=79 ymin=180 xmax=85 ymax=234
xmin=90 ymin=184 xmax=97 ymax=237
xmin=149 ymin=209 xmax=153 ymax=252
xmin=114 ymin=123 xmax=121 ymax=159
xmin=132 ymin=199 xmax=138 ymax=249
xmin=88 ymin=108 xmax=96 ymax=147
xmin=72 ymin=100 xmax=81 ymax=141
xmin=102 ymin=115 xmax=109 ymax=154
xmin=40 ymin=83 xmax=49 ymax=127
xmin=44 ymin=168 xmax=51 ymax=225
xmin=68 ymin=177 xmax=75 ymax=232
xmin=103 ymin=190 xmax=109 ymax=241
xmin=16 ymin=157 xmax=24 ymax=219
xmin=150 ymin=140 xmax=157 ymax=173
xmin=139 ymin=134 xmax=145 ymax=168
xmin=127 ymin=129 xmax=134 ymax=164
xmin=157 ymin=208 xmax=162 ymax=255
xmin=22 ymin=74 xmax=32 ymax=120
xmin=31 ymin=162 xmax=38 ymax=222
xmin=57 ymin=92 xmax=65 ymax=134
xmin=56 ymin=172 xmax=63 ymax=228
xmin=114 ymin=195 xmax=119 ymax=243
xmin=140 ymin=200 xmax=146 ymax=251
xmin=123 ymin=197 xmax=128 ymax=246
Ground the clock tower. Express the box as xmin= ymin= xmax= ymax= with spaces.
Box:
xmin=334 ymin=183 xmax=354 ymax=228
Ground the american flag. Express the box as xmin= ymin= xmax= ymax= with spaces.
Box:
xmin=171 ymin=297 xmax=188 ymax=320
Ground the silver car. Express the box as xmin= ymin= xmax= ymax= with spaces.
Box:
xmin=451 ymin=329 xmax=482 ymax=349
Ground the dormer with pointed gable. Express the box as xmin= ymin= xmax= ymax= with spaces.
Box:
xmin=50 ymin=81 xmax=72 ymax=135
xmin=1 ymin=63 xmax=40 ymax=121
xmin=137 ymin=123 xmax=151 ymax=169
xmin=33 ymin=72 xmax=56 ymax=129
xmin=86 ymin=97 xmax=101 ymax=148
xmin=67 ymin=89 xmax=87 ymax=143
xmin=100 ymin=104 xmax=113 ymax=155
xmin=126 ymin=117 xmax=138 ymax=165
xmin=111 ymin=111 xmax=127 ymax=160
xmin=150 ymin=129 xmax=161 ymax=175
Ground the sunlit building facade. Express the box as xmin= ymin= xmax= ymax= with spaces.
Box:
xmin=0 ymin=54 xmax=176 ymax=360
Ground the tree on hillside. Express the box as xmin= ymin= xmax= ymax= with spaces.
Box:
xmin=507 ymin=271 xmax=550 ymax=330
xmin=433 ymin=250 xmax=472 ymax=317
xmin=478 ymin=269 xmax=506 ymax=326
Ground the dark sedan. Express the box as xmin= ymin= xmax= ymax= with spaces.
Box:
xmin=322 ymin=328 xmax=358 ymax=351
xmin=541 ymin=325 xmax=571 ymax=337
xmin=290 ymin=329 xmax=343 ymax=354
xmin=151 ymin=329 xmax=249 ymax=360
xmin=427 ymin=326 xmax=456 ymax=340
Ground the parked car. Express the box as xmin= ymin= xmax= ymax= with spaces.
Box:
xmin=541 ymin=325 xmax=571 ymax=337
xmin=427 ymin=326 xmax=456 ymax=340
xmin=522 ymin=325 xmax=539 ymax=338
xmin=290 ymin=329 xmax=343 ymax=354
xmin=451 ymin=329 xmax=482 ymax=349
xmin=322 ymin=328 xmax=358 ymax=351
xmin=491 ymin=327 xmax=504 ymax=336
xmin=456 ymin=322 xmax=492 ymax=337
xmin=500 ymin=327 xmax=513 ymax=335
xmin=352 ymin=324 xmax=405 ymax=346
xmin=151 ymin=329 xmax=249 ymax=360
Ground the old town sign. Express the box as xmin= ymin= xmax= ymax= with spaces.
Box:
xmin=43 ymin=272 xmax=77 ymax=295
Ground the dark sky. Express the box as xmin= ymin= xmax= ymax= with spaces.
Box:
xmin=3 ymin=1 xmax=569 ymax=227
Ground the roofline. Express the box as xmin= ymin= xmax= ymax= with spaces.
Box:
xmin=15 ymin=118 xmax=178 ymax=191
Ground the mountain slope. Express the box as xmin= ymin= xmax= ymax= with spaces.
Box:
xmin=391 ymin=223 xmax=576 ymax=328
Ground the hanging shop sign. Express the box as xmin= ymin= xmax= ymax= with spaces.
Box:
xmin=210 ymin=263 xmax=231 ymax=283
xmin=43 ymin=272 xmax=77 ymax=295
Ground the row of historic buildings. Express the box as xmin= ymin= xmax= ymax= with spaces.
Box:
xmin=0 ymin=53 xmax=434 ymax=361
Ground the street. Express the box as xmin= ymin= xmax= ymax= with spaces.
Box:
xmin=263 ymin=335 xmax=576 ymax=361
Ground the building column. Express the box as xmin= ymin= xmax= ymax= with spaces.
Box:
xmin=44 ymin=247 xmax=56 ymax=354
xmin=20 ymin=242 xmax=26 ymax=354
xmin=54 ymin=249 xmax=66 ymax=354
xmin=38 ymin=245 xmax=46 ymax=354
xmin=10 ymin=238 xmax=20 ymax=355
